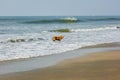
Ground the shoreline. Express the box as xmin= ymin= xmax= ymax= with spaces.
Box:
xmin=0 ymin=42 xmax=120 ymax=80
xmin=0 ymin=42 xmax=120 ymax=75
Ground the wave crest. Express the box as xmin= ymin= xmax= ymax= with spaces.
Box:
xmin=61 ymin=17 xmax=78 ymax=21
xmin=49 ymin=26 xmax=118 ymax=33
xmin=49 ymin=28 xmax=71 ymax=32
xmin=23 ymin=17 xmax=79 ymax=24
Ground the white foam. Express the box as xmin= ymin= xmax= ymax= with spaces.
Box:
xmin=71 ymin=26 xmax=117 ymax=32
xmin=61 ymin=17 xmax=78 ymax=21
xmin=0 ymin=42 xmax=90 ymax=61
xmin=0 ymin=25 xmax=120 ymax=61
xmin=0 ymin=40 xmax=117 ymax=61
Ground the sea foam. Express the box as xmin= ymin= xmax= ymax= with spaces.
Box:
xmin=71 ymin=26 xmax=117 ymax=32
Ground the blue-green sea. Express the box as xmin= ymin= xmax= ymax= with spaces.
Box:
xmin=0 ymin=16 xmax=120 ymax=61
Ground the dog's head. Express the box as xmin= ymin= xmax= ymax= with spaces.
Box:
xmin=59 ymin=35 xmax=64 ymax=40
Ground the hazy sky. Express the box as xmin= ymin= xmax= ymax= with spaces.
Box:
xmin=0 ymin=0 xmax=120 ymax=16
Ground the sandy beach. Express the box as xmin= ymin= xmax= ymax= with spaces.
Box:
xmin=0 ymin=43 xmax=120 ymax=80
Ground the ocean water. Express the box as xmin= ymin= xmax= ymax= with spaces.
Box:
xmin=0 ymin=16 xmax=120 ymax=61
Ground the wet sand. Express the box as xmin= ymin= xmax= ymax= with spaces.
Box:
xmin=0 ymin=43 xmax=120 ymax=80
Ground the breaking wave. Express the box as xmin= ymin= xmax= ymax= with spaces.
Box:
xmin=22 ymin=17 xmax=120 ymax=24
xmin=49 ymin=28 xmax=71 ymax=32
xmin=50 ymin=26 xmax=118 ymax=33
xmin=23 ymin=17 xmax=78 ymax=24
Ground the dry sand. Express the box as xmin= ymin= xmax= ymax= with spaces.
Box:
xmin=0 ymin=50 xmax=120 ymax=80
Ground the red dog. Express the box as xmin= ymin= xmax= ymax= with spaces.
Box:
xmin=52 ymin=35 xmax=64 ymax=41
